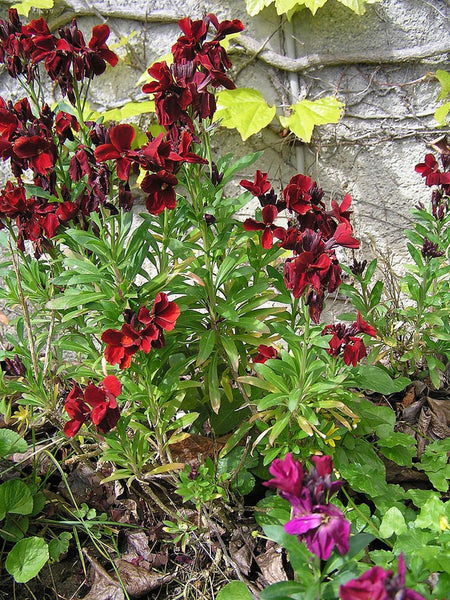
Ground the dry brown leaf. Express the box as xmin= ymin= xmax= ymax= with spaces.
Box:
xmin=0 ymin=312 xmax=9 ymax=325
xmin=256 ymin=544 xmax=287 ymax=586
xmin=401 ymin=386 xmax=416 ymax=408
xmin=81 ymin=547 xmax=175 ymax=600
xmin=169 ymin=433 xmax=218 ymax=466
xmin=426 ymin=396 xmax=450 ymax=439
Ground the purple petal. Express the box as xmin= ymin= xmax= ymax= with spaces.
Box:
xmin=285 ymin=514 xmax=322 ymax=535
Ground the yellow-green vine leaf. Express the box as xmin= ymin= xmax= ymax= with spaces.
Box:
xmin=275 ymin=0 xmax=303 ymax=15
xmin=246 ymin=0 xmax=274 ymax=17
xmin=337 ymin=0 xmax=380 ymax=15
xmin=109 ymin=31 xmax=137 ymax=50
xmin=219 ymin=32 xmax=242 ymax=51
xmin=101 ymin=100 xmax=156 ymax=122
xmin=435 ymin=102 xmax=450 ymax=126
xmin=436 ymin=70 xmax=450 ymax=102
xmin=279 ymin=96 xmax=344 ymax=142
xmin=216 ymin=88 xmax=276 ymax=140
xmin=12 ymin=0 xmax=53 ymax=16
xmin=303 ymin=0 xmax=329 ymax=15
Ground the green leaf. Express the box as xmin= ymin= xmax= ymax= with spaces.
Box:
xmin=48 ymin=532 xmax=72 ymax=562
xmin=0 ymin=429 xmax=27 ymax=458
xmin=5 ymin=537 xmax=49 ymax=583
xmin=216 ymin=581 xmax=253 ymax=600
xmin=245 ymin=0 xmax=273 ymax=16
xmin=352 ymin=366 xmax=409 ymax=395
xmin=46 ymin=290 xmax=109 ymax=310
xmin=0 ymin=480 xmax=34 ymax=521
xmin=337 ymin=0 xmax=380 ymax=15
xmin=216 ymin=88 xmax=276 ymax=140
xmin=379 ymin=507 xmax=407 ymax=538
xmin=261 ymin=581 xmax=309 ymax=599
xmin=302 ymin=0 xmax=328 ymax=15
xmin=12 ymin=0 xmax=53 ymax=17
xmin=436 ymin=70 xmax=450 ymax=101
xmin=435 ymin=101 xmax=450 ymax=126
xmin=279 ymin=96 xmax=344 ymax=142
xmin=415 ymin=495 xmax=449 ymax=532
xmin=196 ymin=330 xmax=216 ymax=366
xmin=377 ymin=433 xmax=416 ymax=467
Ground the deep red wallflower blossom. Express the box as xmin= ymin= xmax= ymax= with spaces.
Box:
xmin=101 ymin=324 xmax=142 ymax=369
xmin=55 ymin=111 xmax=80 ymax=141
xmin=147 ymin=292 xmax=181 ymax=332
xmin=13 ymin=134 xmax=55 ymax=175
xmin=323 ymin=312 xmax=376 ymax=366
xmin=331 ymin=193 xmax=352 ymax=227
xmin=240 ymin=170 xmax=271 ymax=197
xmin=415 ymin=153 xmax=450 ymax=187
xmin=86 ymin=24 xmax=118 ymax=75
xmin=284 ymin=174 xmax=313 ymax=215
xmin=243 ymin=205 xmax=286 ymax=249
xmin=102 ymin=295 xmax=180 ymax=369
xmin=253 ymin=344 xmax=278 ymax=364
xmin=63 ymin=384 xmax=90 ymax=437
xmin=94 ymin=123 xmax=135 ymax=180
xmin=63 ymin=376 xmax=121 ymax=437
xmin=142 ymin=170 xmax=178 ymax=215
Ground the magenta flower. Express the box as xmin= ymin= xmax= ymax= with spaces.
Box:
xmin=263 ymin=452 xmax=304 ymax=499
xmin=340 ymin=554 xmax=426 ymax=600
xmin=285 ymin=499 xmax=350 ymax=560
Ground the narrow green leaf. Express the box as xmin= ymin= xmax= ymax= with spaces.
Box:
xmin=196 ymin=330 xmax=216 ymax=366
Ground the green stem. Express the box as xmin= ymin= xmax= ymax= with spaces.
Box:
xmin=342 ymin=487 xmax=394 ymax=549
xmin=7 ymin=239 xmax=40 ymax=381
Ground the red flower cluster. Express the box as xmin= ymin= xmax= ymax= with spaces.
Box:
xmin=322 ymin=312 xmax=376 ymax=366
xmin=0 ymin=9 xmax=117 ymax=103
xmin=105 ymin=14 xmax=242 ymax=215
xmin=415 ymin=150 xmax=450 ymax=222
xmin=415 ymin=153 xmax=450 ymax=188
xmin=242 ymin=172 xmax=359 ymax=322
xmin=64 ymin=375 xmax=121 ymax=437
xmin=101 ymin=293 xmax=180 ymax=369
xmin=143 ymin=14 xmax=243 ymax=135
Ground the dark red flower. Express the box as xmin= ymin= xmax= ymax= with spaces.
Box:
xmin=284 ymin=174 xmax=313 ymax=215
xmin=142 ymin=170 xmax=178 ymax=215
xmin=63 ymin=384 xmax=90 ymax=437
xmin=55 ymin=110 xmax=80 ymax=141
xmin=86 ymin=24 xmax=118 ymax=75
xmin=85 ymin=375 xmax=121 ymax=434
xmin=101 ymin=323 xmax=141 ymax=369
xmin=253 ymin=344 xmax=278 ymax=364
xmin=240 ymin=170 xmax=271 ymax=197
xmin=243 ymin=205 xmax=285 ymax=249
xmin=150 ymin=293 xmax=180 ymax=332
xmin=13 ymin=134 xmax=55 ymax=175
xmin=415 ymin=153 xmax=450 ymax=187
xmin=94 ymin=124 xmax=135 ymax=181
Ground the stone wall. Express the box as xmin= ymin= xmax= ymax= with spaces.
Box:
xmin=0 ymin=0 xmax=449 ymax=267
